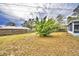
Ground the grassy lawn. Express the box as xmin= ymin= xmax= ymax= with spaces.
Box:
xmin=0 ymin=32 xmax=79 ymax=56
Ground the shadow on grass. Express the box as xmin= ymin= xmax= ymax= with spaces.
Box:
xmin=36 ymin=35 xmax=59 ymax=39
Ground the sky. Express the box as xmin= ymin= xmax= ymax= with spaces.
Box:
xmin=0 ymin=0 xmax=79 ymax=3
xmin=0 ymin=3 xmax=79 ymax=26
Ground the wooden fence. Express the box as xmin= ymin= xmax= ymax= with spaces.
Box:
xmin=0 ymin=27 xmax=30 ymax=35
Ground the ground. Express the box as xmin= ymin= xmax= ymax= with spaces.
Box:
xmin=0 ymin=32 xmax=79 ymax=56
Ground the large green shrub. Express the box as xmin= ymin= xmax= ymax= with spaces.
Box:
xmin=35 ymin=17 xmax=59 ymax=36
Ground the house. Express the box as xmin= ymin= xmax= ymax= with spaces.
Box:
xmin=67 ymin=5 xmax=79 ymax=36
xmin=67 ymin=20 xmax=79 ymax=36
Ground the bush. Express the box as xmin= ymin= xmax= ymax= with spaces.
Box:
xmin=35 ymin=18 xmax=59 ymax=36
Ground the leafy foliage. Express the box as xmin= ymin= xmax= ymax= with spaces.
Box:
xmin=56 ymin=14 xmax=64 ymax=24
xmin=22 ymin=19 xmax=35 ymax=31
xmin=35 ymin=17 xmax=59 ymax=36
xmin=6 ymin=22 xmax=16 ymax=26
xmin=67 ymin=16 xmax=78 ymax=22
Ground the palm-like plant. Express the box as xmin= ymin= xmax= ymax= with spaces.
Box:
xmin=35 ymin=17 xmax=59 ymax=36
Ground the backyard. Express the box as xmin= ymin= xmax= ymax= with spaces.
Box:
xmin=0 ymin=32 xmax=79 ymax=56
xmin=0 ymin=3 xmax=79 ymax=56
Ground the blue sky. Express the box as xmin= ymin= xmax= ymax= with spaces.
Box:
xmin=0 ymin=14 xmax=24 ymax=26
xmin=0 ymin=3 xmax=79 ymax=26
xmin=0 ymin=9 xmax=24 ymax=26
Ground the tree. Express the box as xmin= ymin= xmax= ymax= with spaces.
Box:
xmin=67 ymin=16 xmax=78 ymax=22
xmin=71 ymin=5 xmax=79 ymax=21
xmin=77 ymin=15 xmax=79 ymax=19
xmin=22 ymin=21 xmax=28 ymax=27
xmin=6 ymin=22 xmax=16 ymax=26
xmin=73 ymin=5 xmax=79 ymax=16
xmin=67 ymin=16 xmax=72 ymax=22
xmin=56 ymin=14 xmax=66 ymax=31
xmin=35 ymin=17 xmax=59 ymax=37
xmin=22 ymin=18 xmax=35 ymax=31
xmin=56 ymin=14 xmax=64 ymax=24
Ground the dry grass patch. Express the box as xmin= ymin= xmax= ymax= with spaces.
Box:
xmin=0 ymin=32 xmax=79 ymax=56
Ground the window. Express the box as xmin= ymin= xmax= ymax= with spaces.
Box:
xmin=74 ymin=25 xmax=79 ymax=30
xmin=68 ymin=23 xmax=72 ymax=31
xmin=74 ymin=22 xmax=79 ymax=33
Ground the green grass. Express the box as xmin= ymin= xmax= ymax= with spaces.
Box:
xmin=0 ymin=32 xmax=79 ymax=56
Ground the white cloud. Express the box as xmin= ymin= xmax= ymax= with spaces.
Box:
xmin=0 ymin=3 xmax=78 ymax=21
xmin=0 ymin=0 xmax=79 ymax=3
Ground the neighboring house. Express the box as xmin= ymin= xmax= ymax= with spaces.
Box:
xmin=67 ymin=20 xmax=79 ymax=36
xmin=67 ymin=5 xmax=79 ymax=36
